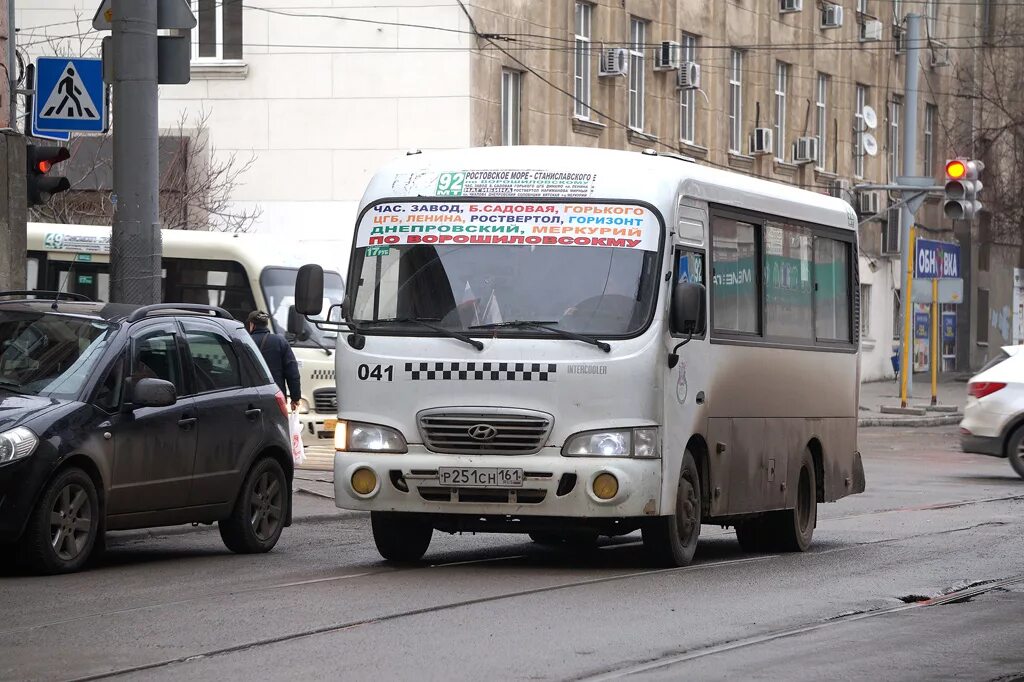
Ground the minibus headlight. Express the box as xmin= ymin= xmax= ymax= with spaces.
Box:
xmin=337 ymin=420 xmax=407 ymax=453
xmin=562 ymin=427 xmax=660 ymax=458
xmin=0 ymin=427 xmax=38 ymax=464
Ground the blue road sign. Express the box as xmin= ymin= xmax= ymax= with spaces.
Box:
xmin=34 ymin=57 xmax=105 ymax=133
xmin=914 ymin=238 xmax=961 ymax=279
xmin=30 ymin=114 xmax=70 ymax=142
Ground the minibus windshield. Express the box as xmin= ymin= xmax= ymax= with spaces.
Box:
xmin=348 ymin=200 xmax=661 ymax=338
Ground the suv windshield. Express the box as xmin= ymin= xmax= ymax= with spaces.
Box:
xmin=0 ymin=311 xmax=116 ymax=400
xmin=261 ymin=267 xmax=345 ymax=348
xmin=348 ymin=200 xmax=661 ymax=337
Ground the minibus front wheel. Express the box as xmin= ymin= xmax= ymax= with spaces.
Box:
xmin=371 ymin=511 xmax=433 ymax=562
xmin=641 ymin=450 xmax=701 ymax=567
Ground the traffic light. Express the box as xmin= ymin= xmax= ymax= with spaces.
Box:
xmin=943 ymin=158 xmax=984 ymax=220
xmin=26 ymin=144 xmax=71 ymax=207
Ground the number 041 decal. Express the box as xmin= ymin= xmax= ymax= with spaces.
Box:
xmin=357 ymin=364 xmax=394 ymax=381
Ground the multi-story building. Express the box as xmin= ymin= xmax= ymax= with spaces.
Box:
xmin=16 ymin=0 xmax=1022 ymax=379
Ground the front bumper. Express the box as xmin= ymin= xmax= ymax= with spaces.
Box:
xmin=960 ymin=433 xmax=1004 ymax=458
xmin=333 ymin=447 xmax=664 ymax=518
xmin=0 ymin=456 xmax=45 ymax=542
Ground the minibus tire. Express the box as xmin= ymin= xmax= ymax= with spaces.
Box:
xmin=641 ymin=450 xmax=701 ymax=567
xmin=734 ymin=519 xmax=766 ymax=553
xmin=371 ymin=512 xmax=433 ymax=562
xmin=759 ymin=448 xmax=817 ymax=552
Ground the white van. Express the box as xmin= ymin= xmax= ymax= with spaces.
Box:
xmin=296 ymin=146 xmax=865 ymax=566
xmin=26 ymin=223 xmax=344 ymax=464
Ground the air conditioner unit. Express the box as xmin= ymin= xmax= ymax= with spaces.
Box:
xmin=929 ymin=41 xmax=951 ymax=68
xmin=821 ymin=4 xmax=843 ymax=28
xmin=893 ymin=24 xmax=906 ymax=54
xmin=655 ymin=41 xmax=681 ymax=70
xmin=677 ymin=62 xmax=701 ymax=89
xmin=750 ymin=128 xmax=773 ymax=155
xmin=861 ymin=19 xmax=883 ymax=42
xmin=780 ymin=0 xmax=803 ymax=12
xmin=826 ymin=178 xmax=850 ymax=199
xmin=858 ymin=190 xmax=881 ymax=216
xmin=794 ymin=137 xmax=820 ymax=164
xmin=599 ymin=47 xmax=629 ymax=76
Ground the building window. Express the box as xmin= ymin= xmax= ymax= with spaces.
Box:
xmin=774 ymin=62 xmax=789 ymax=161
xmin=857 ymin=0 xmax=869 ymax=14
xmin=890 ymin=95 xmax=903 ymax=179
xmin=712 ymin=217 xmax=759 ymax=334
xmin=816 ymin=73 xmax=829 ymax=170
xmin=628 ymin=18 xmax=647 ymax=131
xmin=925 ymin=0 xmax=938 ymax=37
xmin=195 ymin=0 xmax=243 ymax=61
xmin=893 ymin=0 xmax=902 ymax=20
xmin=501 ymin=69 xmax=521 ymax=145
xmin=679 ymin=33 xmax=698 ymax=144
xmin=893 ymin=290 xmax=901 ymax=340
xmin=923 ymin=104 xmax=936 ymax=176
xmin=573 ymin=2 xmax=592 ymax=119
xmin=977 ymin=288 xmax=989 ymax=344
xmin=729 ymin=50 xmax=743 ymax=154
xmin=860 ymin=283 xmax=872 ymax=338
xmin=854 ymin=84 xmax=867 ymax=178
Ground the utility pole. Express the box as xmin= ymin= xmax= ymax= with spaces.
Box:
xmin=3 ymin=0 xmax=16 ymax=128
xmin=109 ymin=0 xmax=161 ymax=304
xmin=898 ymin=13 xmax=923 ymax=408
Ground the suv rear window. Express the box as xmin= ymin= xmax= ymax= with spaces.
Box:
xmin=979 ymin=350 xmax=1011 ymax=373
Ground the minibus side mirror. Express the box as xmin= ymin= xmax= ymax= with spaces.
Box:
xmin=295 ymin=264 xmax=325 ymax=316
xmin=287 ymin=305 xmax=309 ymax=341
xmin=671 ymin=282 xmax=706 ymax=335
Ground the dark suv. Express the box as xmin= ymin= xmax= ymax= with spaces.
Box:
xmin=0 ymin=293 xmax=293 ymax=574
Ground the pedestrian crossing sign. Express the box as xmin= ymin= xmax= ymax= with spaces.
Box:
xmin=34 ymin=57 xmax=106 ymax=133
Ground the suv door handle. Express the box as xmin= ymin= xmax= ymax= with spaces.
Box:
xmin=245 ymin=407 xmax=262 ymax=420
xmin=178 ymin=416 xmax=197 ymax=429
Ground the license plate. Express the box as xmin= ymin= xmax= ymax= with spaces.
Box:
xmin=323 ymin=419 xmax=337 ymax=433
xmin=437 ymin=467 xmax=523 ymax=488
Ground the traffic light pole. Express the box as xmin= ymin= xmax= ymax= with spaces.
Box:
xmin=109 ymin=0 xmax=161 ymax=305
xmin=898 ymin=13 xmax=923 ymax=408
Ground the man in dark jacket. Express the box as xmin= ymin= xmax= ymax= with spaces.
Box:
xmin=247 ymin=311 xmax=301 ymax=411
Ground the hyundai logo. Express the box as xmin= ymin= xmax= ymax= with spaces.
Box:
xmin=467 ymin=424 xmax=499 ymax=441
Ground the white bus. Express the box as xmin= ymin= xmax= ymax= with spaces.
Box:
xmin=295 ymin=146 xmax=865 ymax=566
xmin=26 ymin=223 xmax=345 ymax=466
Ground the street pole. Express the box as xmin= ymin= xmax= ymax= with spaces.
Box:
xmin=6 ymin=0 xmax=16 ymax=128
xmin=899 ymin=13 xmax=922 ymax=408
xmin=110 ymin=0 xmax=161 ymax=304
xmin=931 ymin=278 xmax=938 ymax=405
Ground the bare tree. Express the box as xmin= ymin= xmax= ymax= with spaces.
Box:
xmin=953 ymin=7 xmax=1024 ymax=252
xmin=24 ymin=17 xmax=261 ymax=232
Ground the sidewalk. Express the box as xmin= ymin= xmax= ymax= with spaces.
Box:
xmin=858 ymin=374 xmax=967 ymax=427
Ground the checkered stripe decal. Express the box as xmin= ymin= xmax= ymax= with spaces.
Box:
xmin=309 ymin=369 xmax=335 ymax=380
xmin=405 ymin=362 xmax=557 ymax=382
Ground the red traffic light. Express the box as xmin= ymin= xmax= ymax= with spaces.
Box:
xmin=37 ymin=160 xmax=52 ymax=173
xmin=946 ymin=159 xmax=966 ymax=180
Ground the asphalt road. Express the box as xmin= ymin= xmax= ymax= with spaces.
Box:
xmin=2 ymin=425 xmax=1023 ymax=682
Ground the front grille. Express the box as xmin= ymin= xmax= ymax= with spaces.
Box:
xmin=313 ymin=388 xmax=336 ymax=414
xmin=417 ymin=487 xmax=547 ymax=504
xmin=417 ymin=409 xmax=553 ymax=455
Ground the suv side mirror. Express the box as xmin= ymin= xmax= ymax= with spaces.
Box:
xmin=131 ymin=378 xmax=177 ymax=408
xmin=671 ymin=282 xmax=706 ymax=335
xmin=287 ymin=305 xmax=309 ymax=340
xmin=295 ymin=264 xmax=325 ymax=316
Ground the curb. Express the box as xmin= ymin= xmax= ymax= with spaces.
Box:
xmin=859 ymin=414 xmax=962 ymax=428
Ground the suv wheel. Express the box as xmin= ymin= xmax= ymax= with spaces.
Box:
xmin=19 ymin=468 xmax=99 ymax=574
xmin=1006 ymin=427 xmax=1024 ymax=480
xmin=220 ymin=457 xmax=288 ymax=554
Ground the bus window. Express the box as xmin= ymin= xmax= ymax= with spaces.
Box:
xmin=711 ymin=218 xmax=759 ymax=334
xmin=764 ymin=222 xmax=813 ymax=340
xmin=814 ymin=237 xmax=852 ymax=342
xmin=27 ymin=258 xmax=39 ymax=291
xmin=163 ymin=258 xmax=255 ymax=322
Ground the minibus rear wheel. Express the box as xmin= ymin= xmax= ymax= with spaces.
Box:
xmin=641 ymin=450 xmax=701 ymax=567
xmin=758 ymin=448 xmax=817 ymax=552
xmin=371 ymin=512 xmax=432 ymax=562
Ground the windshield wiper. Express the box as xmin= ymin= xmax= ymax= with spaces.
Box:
xmin=0 ymin=379 xmax=26 ymax=394
xmin=470 ymin=320 xmax=611 ymax=353
xmin=360 ymin=317 xmax=484 ymax=351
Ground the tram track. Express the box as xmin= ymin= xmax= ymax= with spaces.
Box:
xmin=5 ymin=491 xmax=1022 ymax=640
xmin=577 ymin=573 xmax=1024 ymax=680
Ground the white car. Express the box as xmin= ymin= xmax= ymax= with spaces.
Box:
xmin=960 ymin=345 xmax=1024 ymax=479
